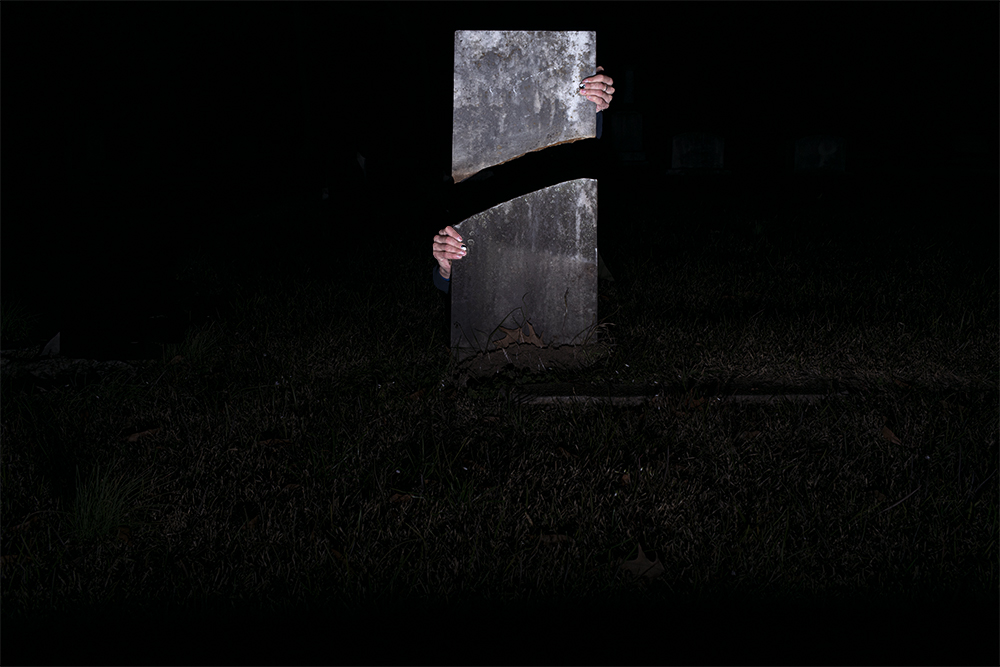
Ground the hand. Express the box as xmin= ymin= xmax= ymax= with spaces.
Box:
xmin=433 ymin=225 xmax=465 ymax=280
xmin=579 ymin=66 xmax=614 ymax=112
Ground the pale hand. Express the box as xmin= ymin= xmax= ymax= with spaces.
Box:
xmin=433 ymin=225 xmax=465 ymax=280
xmin=580 ymin=66 xmax=614 ymax=112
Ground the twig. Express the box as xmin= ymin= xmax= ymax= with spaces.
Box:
xmin=970 ymin=469 xmax=997 ymax=498
xmin=878 ymin=486 xmax=921 ymax=515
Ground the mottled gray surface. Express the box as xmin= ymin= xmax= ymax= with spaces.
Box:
xmin=451 ymin=179 xmax=598 ymax=352
xmin=452 ymin=31 xmax=596 ymax=184
xmin=795 ymin=136 xmax=846 ymax=172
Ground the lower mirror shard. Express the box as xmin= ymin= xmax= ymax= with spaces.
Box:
xmin=451 ymin=178 xmax=598 ymax=357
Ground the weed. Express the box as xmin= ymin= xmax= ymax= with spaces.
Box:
xmin=67 ymin=464 xmax=152 ymax=543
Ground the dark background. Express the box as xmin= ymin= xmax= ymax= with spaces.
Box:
xmin=2 ymin=1 xmax=997 ymax=346
xmin=1 ymin=4 xmax=997 ymax=661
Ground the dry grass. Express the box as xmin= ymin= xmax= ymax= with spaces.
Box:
xmin=2 ymin=173 xmax=997 ymax=663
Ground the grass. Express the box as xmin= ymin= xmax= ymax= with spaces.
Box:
xmin=1 ymin=171 xmax=997 ymax=664
xmin=68 ymin=464 xmax=153 ymax=543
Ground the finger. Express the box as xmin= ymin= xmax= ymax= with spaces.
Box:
xmin=434 ymin=249 xmax=464 ymax=264
xmin=433 ymin=240 xmax=466 ymax=258
xmin=583 ymin=93 xmax=612 ymax=110
xmin=441 ymin=225 xmax=463 ymax=242
xmin=579 ymin=85 xmax=614 ymax=105
xmin=585 ymin=87 xmax=614 ymax=103
xmin=431 ymin=243 xmax=466 ymax=257
xmin=581 ymin=81 xmax=614 ymax=95
xmin=434 ymin=235 xmax=465 ymax=252
xmin=585 ymin=91 xmax=610 ymax=109
xmin=581 ymin=89 xmax=613 ymax=102
xmin=581 ymin=74 xmax=613 ymax=86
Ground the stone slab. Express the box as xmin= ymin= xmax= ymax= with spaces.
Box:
xmin=452 ymin=31 xmax=596 ymax=184
xmin=451 ymin=178 xmax=598 ymax=352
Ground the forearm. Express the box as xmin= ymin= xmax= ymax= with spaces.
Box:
xmin=433 ymin=264 xmax=451 ymax=293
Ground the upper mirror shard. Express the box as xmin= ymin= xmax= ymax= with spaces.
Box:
xmin=452 ymin=31 xmax=597 ymax=184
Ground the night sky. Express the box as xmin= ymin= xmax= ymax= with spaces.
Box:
xmin=2 ymin=2 xmax=997 ymax=320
